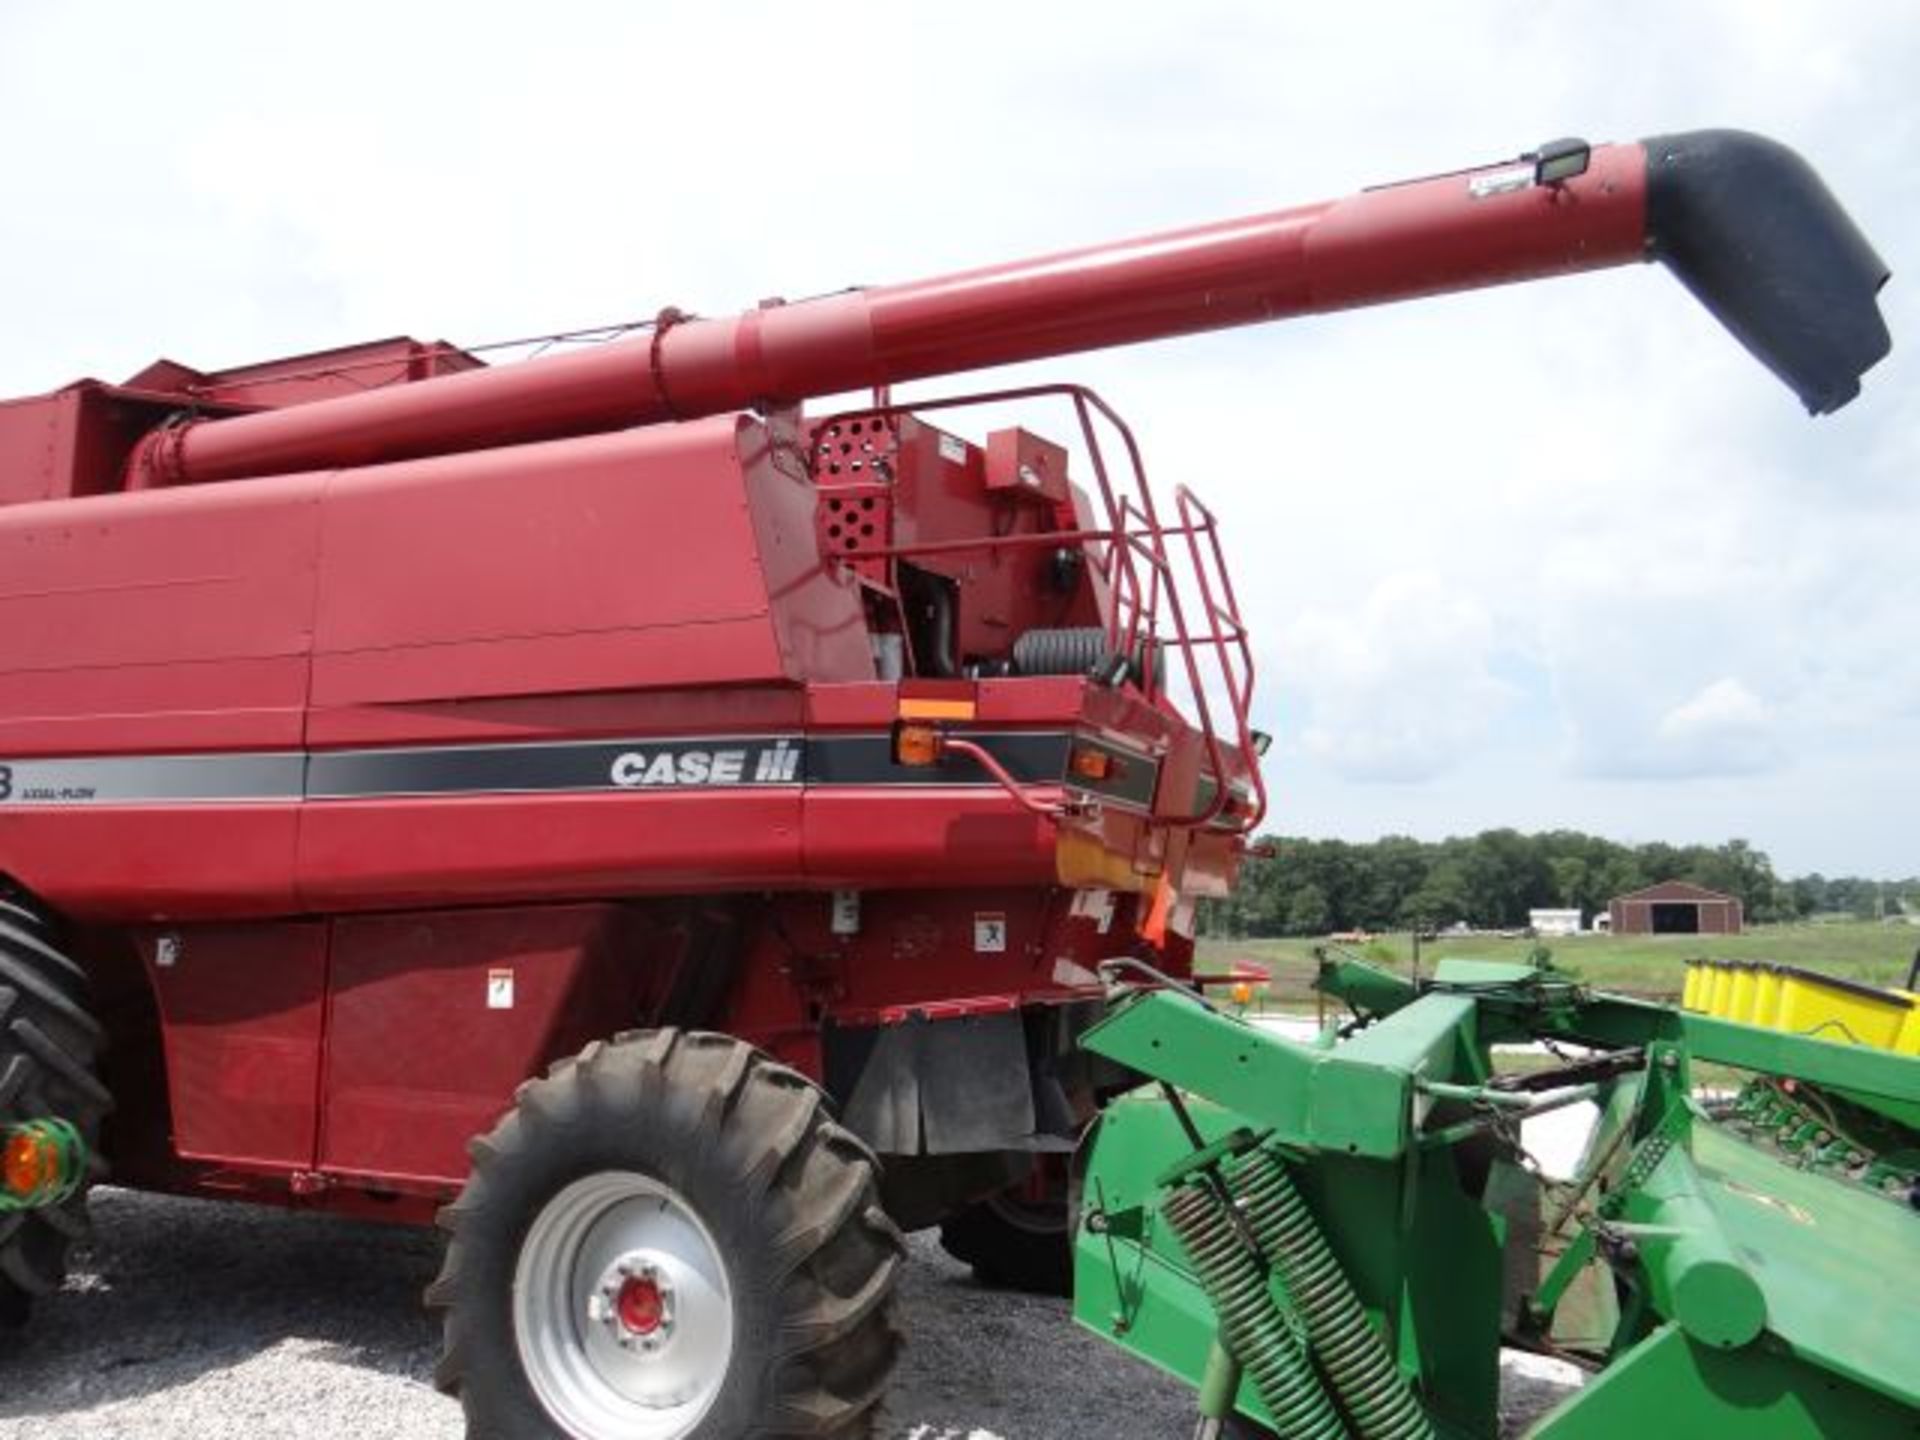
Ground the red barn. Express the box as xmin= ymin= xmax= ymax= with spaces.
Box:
xmin=1609 ymin=881 xmax=1744 ymax=936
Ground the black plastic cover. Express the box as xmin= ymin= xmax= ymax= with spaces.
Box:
xmin=1644 ymin=130 xmax=1890 ymax=414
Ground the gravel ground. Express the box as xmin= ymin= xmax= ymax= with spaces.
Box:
xmin=0 ymin=1189 xmax=1579 ymax=1438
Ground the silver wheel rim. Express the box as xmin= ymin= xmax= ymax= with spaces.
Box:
xmin=513 ymin=1172 xmax=735 ymax=1440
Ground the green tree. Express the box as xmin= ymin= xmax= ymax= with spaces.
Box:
xmin=1285 ymin=882 xmax=1331 ymax=936
xmin=1203 ymin=829 xmax=1897 ymax=940
xmin=1549 ymin=855 xmax=1589 ymax=908
xmin=1400 ymin=861 xmax=1471 ymax=929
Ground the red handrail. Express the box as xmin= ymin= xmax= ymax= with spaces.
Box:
xmin=808 ymin=383 xmax=1263 ymax=834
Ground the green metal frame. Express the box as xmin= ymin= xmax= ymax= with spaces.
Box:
xmin=1071 ymin=958 xmax=1920 ymax=1438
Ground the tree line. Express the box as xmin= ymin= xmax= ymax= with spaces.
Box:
xmin=1201 ymin=829 xmax=1920 ymax=937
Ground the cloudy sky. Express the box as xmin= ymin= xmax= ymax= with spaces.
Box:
xmin=1 ymin=3 xmax=1912 ymax=875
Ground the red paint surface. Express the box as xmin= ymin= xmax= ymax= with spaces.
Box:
xmin=319 ymin=905 xmax=650 ymax=1187
xmin=142 ymin=924 xmax=327 ymax=1169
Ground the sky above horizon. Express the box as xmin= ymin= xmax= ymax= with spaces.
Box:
xmin=1 ymin=3 xmax=1913 ymax=876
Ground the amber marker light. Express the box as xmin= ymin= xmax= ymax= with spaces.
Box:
xmin=1068 ymin=746 xmax=1116 ymax=783
xmin=893 ymin=723 xmax=945 ymax=767
xmin=2 ymin=1129 xmax=54 ymax=1199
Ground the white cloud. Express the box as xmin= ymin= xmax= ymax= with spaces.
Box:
xmin=1653 ymin=678 xmax=1779 ymax=775
xmin=1282 ymin=574 xmax=1515 ymax=783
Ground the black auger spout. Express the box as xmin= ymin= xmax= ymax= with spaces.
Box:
xmin=1645 ymin=129 xmax=1891 ymax=414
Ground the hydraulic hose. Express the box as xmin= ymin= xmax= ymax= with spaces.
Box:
xmin=1161 ymin=1182 xmax=1348 ymax=1439
xmin=1227 ymin=1147 xmax=1434 ymax=1440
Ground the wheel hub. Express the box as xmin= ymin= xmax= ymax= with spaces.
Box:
xmin=513 ymin=1173 xmax=734 ymax=1439
xmin=587 ymin=1254 xmax=676 ymax=1350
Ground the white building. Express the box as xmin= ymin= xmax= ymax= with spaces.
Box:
xmin=1529 ymin=908 xmax=1584 ymax=938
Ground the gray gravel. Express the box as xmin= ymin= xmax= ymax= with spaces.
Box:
xmin=0 ymin=1189 xmax=1577 ymax=1438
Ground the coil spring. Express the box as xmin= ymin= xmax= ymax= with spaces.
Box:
xmin=1161 ymin=1182 xmax=1347 ymax=1439
xmin=1226 ymin=1148 xmax=1434 ymax=1440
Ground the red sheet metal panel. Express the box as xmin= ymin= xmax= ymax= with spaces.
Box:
xmin=305 ymin=417 xmax=860 ymax=706
xmin=0 ymin=391 xmax=76 ymax=507
xmin=7 ymin=808 xmax=302 ymax=921
xmin=0 ymin=474 xmax=321 ymax=915
xmin=0 ymin=470 xmax=322 ymax=714
xmin=302 ymin=685 xmax=808 ymax=750
xmin=142 ymin=922 xmax=328 ymax=1171
xmin=800 ymin=790 xmax=1058 ymax=890
xmin=0 ymin=382 xmax=250 ymax=507
xmin=318 ymin=905 xmax=649 ymax=1188
xmin=295 ymin=791 xmax=806 ymax=910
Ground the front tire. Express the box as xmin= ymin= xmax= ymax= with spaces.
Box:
xmin=429 ymin=1029 xmax=903 ymax=1439
xmin=0 ymin=903 xmax=110 ymax=1327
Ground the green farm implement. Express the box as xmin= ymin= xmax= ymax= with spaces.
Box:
xmin=1072 ymin=956 xmax=1920 ymax=1438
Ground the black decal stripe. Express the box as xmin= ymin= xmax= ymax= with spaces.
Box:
xmin=1061 ymin=735 xmax=1159 ymax=810
xmin=806 ymin=733 xmax=1072 ymax=788
xmin=307 ymin=736 xmax=806 ymax=798
xmin=0 ymin=729 xmax=1161 ymax=810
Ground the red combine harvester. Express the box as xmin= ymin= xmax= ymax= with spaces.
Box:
xmin=0 ymin=131 xmax=1888 ymax=1437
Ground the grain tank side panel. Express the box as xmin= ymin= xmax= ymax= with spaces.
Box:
xmin=0 ymin=473 xmax=324 ymax=916
xmin=301 ymin=685 xmax=811 ymax=750
xmin=0 ymin=473 xmax=323 ymax=751
xmin=307 ymin=416 xmax=795 ymax=708
xmin=289 ymin=413 xmax=865 ymax=910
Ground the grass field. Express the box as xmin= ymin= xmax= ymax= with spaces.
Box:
xmin=1197 ymin=921 xmax=1920 ymax=1011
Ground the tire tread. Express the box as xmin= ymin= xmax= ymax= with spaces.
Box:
xmin=429 ymin=1027 xmax=899 ymax=1437
xmin=0 ymin=899 xmax=106 ymax=1325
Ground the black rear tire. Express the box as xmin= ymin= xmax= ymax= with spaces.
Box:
xmin=938 ymin=1167 xmax=1073 ymax=1297
xmin=0 ymin=903 xmax=110 ymax=1327
xmin=429 ymin=1029 xmax=904 ymax=1438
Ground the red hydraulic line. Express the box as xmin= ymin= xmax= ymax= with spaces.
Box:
xmin=135 ymin=143 xmax=1647 ymax=486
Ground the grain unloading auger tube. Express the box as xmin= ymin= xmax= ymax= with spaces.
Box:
xmin=128 ymin=129 xmax=1888 ymax=490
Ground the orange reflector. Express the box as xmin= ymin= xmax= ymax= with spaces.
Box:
xmin=1230 ymin=982 xmax=1254 ymax=1008
xmin=1141 ymin=875 xmax=1174 ymax=947
xmin=2 ymin=1131 xmax=52 ymax=1198
xmin=898 ymin=697 xmax=977 ymax=721
xmin=1069 ymin=746 xmax=1114 ymax=782
xmin=893 ymin=723 xmax=945 ymax=767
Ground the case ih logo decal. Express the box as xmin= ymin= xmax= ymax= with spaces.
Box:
xmin=610 ymin=740 xmax=802 ymax=788
xmin=305 ymin=736 xmax=808 ymax=798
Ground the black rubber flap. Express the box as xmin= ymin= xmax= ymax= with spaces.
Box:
xmin=1645 ymin=130 xmax=1890 ymax=414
